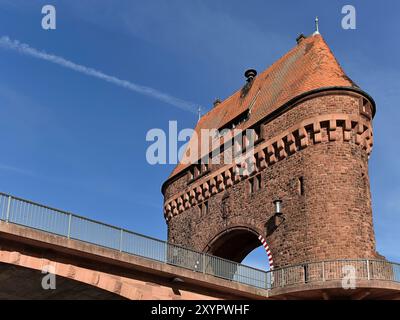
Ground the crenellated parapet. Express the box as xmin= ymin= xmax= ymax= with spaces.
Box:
xmin=164 ymin=113 xmax=373 ymax=222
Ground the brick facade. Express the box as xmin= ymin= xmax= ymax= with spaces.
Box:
xmin=162 ymin=36 xmax=380 ymax=269
xmin=163 ymin=92 xmax=378 ymax=268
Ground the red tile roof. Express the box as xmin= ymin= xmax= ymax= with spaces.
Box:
xmin=169 ymin=34 xmax=358 ymax=179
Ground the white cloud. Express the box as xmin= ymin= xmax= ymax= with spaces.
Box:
xmin=65 ymin=1 xmax=291 ymax=78
xmin=0 ymin=35 xmax=197 ymax=113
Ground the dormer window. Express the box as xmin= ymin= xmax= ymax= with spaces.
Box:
xmin=250 ymin=125 xmax=262 ymax=144
xmin=218 ymin=110 xmax=250 ymax=133
xmin=360 ymin=97 xmax=372 ymax=119
xmin=249 ymin=174 xmax=262 ymax=195
xmin=255 ymin=126 xmax=262 ymax=141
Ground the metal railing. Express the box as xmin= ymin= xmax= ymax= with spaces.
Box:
xmin=268 ymin=259 xmax=400 ymax=289
xmin=0 ymin=192 xmax=267 ymax=289
xmin=0 ymin=192 xmax=399 ymax=291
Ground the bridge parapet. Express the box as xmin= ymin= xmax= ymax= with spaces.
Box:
xmin=0 ymin=192 xmax=269 ymax=289
xmin=0 ymin=192 xmax=399 ymax=299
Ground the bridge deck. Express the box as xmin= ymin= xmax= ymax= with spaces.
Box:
xmin=0 ymin=192 xmax=399 ymax=299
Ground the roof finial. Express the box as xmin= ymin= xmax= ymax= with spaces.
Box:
xmin=313 ymin=16 xmax=320 ymax=35
xmin=197 ymin=106 xmax=201 ymax=122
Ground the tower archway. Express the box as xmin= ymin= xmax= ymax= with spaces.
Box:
xmin=204 ymin=227 xmax=274 ymax=270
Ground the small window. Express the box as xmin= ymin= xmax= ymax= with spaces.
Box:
xmin=360 ymin=98 xmax=372 ymax=118
xmin=253 ymin=126 xmax=262 ymax=143
xmin=249 ymin=174 xmax=261 ymax=194
xmin=198 ymin=201 xmax=209 ymax=217
xmin=243 ymin=133 xmax=249 ymax=149
xmin=255 ymin=174 xmax=261 ymax=191
xmin=242 ymin=127 xmax=261 ymax=148
xmin=234 ymin=136 xmax=243 ymax=156
xmin=249 ymin=177 xmax=254 ymax=194
xmin=298 ymin=177 xmax=304 ymax=196
xmin=203 ymin=201 xmax=209 ymax=215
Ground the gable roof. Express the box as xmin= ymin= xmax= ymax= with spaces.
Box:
xmin=167 ymin=34 xmax=361 ymax=181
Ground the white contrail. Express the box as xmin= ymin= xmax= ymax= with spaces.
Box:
xmin=0 ymin=163 xmax=37 ymax=177
xmin=0 ymin=36 xmax=197 ymax=113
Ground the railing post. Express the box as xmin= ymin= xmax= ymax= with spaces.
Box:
xmin=165 ymin=242 xmax=169 ymax=264
xmin=67 ymin=213 xmax=72 ymax=239
xmin=270 ymin=269 xmax=275 ymax=289
xmin=119 ymin=229 xmax=123 ymax=252
xmin=322 ymin=261 xmax=325 ymax=281
xmin=202 ymin=253 xmax=206 ymax=274
xmin=281 ymin=269 xmax=285 ymax=287
xmin=5 ymin=195 xmax=12 ymax=222
xmin=366 ymin=259 xmax=370 ymax=280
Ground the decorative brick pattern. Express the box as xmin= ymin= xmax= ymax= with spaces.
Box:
xmin=164 ymin=113 xmax=373 ymax=220
xmin=163 ymin=93 xmax=378 ymax=269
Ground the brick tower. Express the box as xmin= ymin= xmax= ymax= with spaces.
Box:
xmin=162 ymin=33 xmax=379 ymax=271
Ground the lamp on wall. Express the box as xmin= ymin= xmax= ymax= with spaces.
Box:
xmin=274 ymin=200 xmax=282 ymax=215
xmin=265 ymin=199 xmax=284 ymax=236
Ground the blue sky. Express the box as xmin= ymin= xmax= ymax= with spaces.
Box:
xmin=0 ymin=0 xmax=399 ymax=270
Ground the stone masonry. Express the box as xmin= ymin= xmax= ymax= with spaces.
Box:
xmin=162 ymin=34 xmax=380 ymax=269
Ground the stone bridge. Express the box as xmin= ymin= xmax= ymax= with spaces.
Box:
xmin=0 ymin=193 xmax=399 ymax=300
